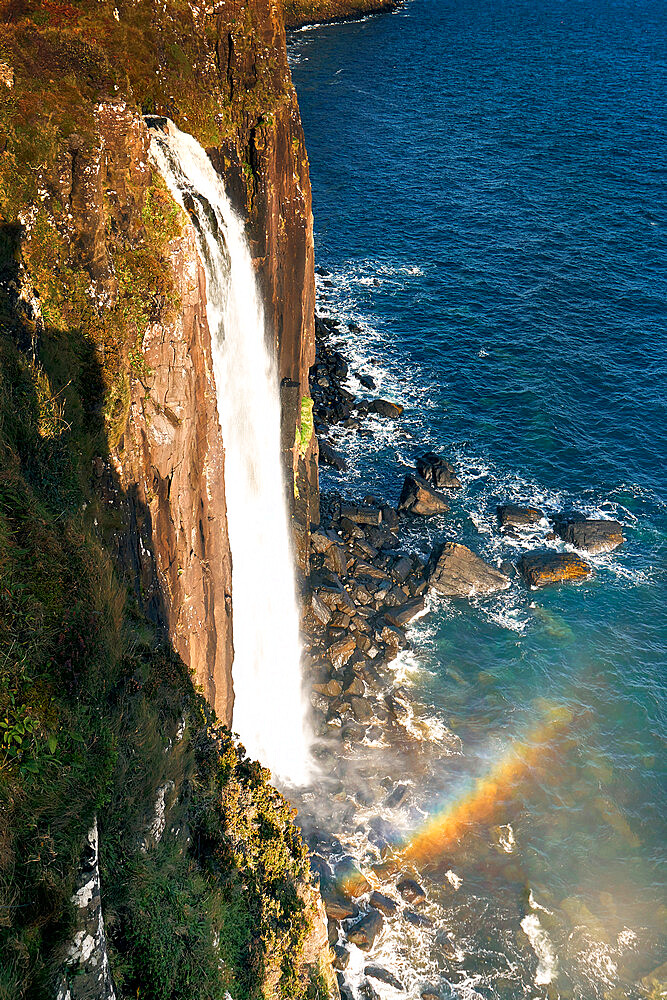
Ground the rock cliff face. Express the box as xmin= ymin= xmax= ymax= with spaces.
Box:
xmin=0 ymin=2 xmax=335 ymax=996
xmin=282 ymin=0 xmax=397 ymax=28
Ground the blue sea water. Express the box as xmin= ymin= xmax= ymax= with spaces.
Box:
xmin=288 ymin=2 xmax=666 ymax=996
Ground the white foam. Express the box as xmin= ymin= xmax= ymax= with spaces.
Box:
xmin=521 ymin=913 xmax=558 ymax=985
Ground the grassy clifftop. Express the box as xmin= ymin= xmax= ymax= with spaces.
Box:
xmin=281 ymin=0 xmax=397 ymax=28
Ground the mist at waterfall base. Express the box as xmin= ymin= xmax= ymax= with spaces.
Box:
xmin=148 ymin=122 xmax=311 ymax=786
xmin=288 ymin=2 xmax=666 ymax=998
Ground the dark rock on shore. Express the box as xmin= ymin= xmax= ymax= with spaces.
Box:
xmin=365 ymin=965 xmax=404 ymax=990
xmin=369 ymin=398 xmax=403 ymax=418
xmin=398 ymin=474 xmax=450 ymax=516
xmin=340 ymin=502 xmax=382 ymax=526
xmin=347 ymin=908 xmax=384 ymax=950
xmin=397 ymin=876 xmax=426 ymax=906
xmin=332 ymin=944 xmax=350 ymax=970
xmin=497 ymin=503 xmax=545 ymax=529
xmin=323 ymin=892 xmax=359 ymax=921
xmin=519 ymin=550 xmax=592 ymax=588
xmin=553 ymin=516 xmax=624 ymax=553
xmin=416 ymin=453 xmax=462 ymax=490
xmin=427 ymin=542 xmax=510 ymax=598
xmin=319 ymin=439 xmax=347 ymax=471
xmin=386 ymin=596 xmax=426 ymax=628
xmin=369 ymin=890 xmax=398 ymax=916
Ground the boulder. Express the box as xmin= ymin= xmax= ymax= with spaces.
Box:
xmin=519 ymin=550 xmax=592 ymax=588
xmin=311 ymin=528 xmax=340 ymax=554
xmin=397 ymin=877 xmax=426 ymax=906
xmin=323 ymin=892 xmax=359 ymax=921
xmin=369 ymin=398 xmax=403 ymax=418
xmin=384 ymin=783 xmax=409 ymax=808
xmin=391 ymin=555 xmax=414 ymax=584
xmin=327 ymin=635 xmax=357 ymax=668
xmin=386 ymin=597 xmax=426 ymax=628
xmin=340 ymin=503 xmax=382 ymax=526
xmin=346 ymin=908 xmax=384 ymax=950
xmin=416 ymin=452 xmax=461 ymax=490
xmin=319 ymin=439 xmax=347 ymax=471
xmin=311 ymin=593 xmax=332 ymax=625
xmin=427 ymin=542 xmax=510 ymax=598
xmin=398 ymin=475 xmax=450 ymax=517
xmin=368 ymin=890 xmax=398 ymax=916
xmin=331 ymin=944 xmax=349 ymax=971
xmin=553 ymin=516 xmax=624 ymax=553
xmin=496 ymin=504 xmax=544 ymax=529
xmin=365 ymin=966 xmax=404 ymax=990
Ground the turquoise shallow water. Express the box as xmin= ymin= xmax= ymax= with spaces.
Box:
xmin=288 ymin=2 xmax=666 ymax=996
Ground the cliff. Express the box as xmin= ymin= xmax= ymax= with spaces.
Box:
xmin=0 ymin=1 xmax=331 ymax=997
xmin=282 ymin=0 xmax=397 ymax=28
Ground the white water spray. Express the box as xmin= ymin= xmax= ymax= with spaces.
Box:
xmin=148 ymin=119 xmax=311 ymax=785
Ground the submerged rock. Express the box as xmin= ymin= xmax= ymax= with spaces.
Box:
xmin=398 ymin=474 xmax=450 ymax=516
xmin=346 ymin=908 xmax=384 ymax=950
xmin=365 ymin=965 xmax=405 ymax=990
xmin=553 ymin=515 xmax=624 ymax=553
xmin=427 ymin=542 xmax=510 ymax=598
xmin=416 ymin=452 xmax=462 ymax=490
xmin=404 ymin=909 xmax=433 ymax=928
xmin=496 ymin=503 xmax=545 ymax=529
xmin=519 ymin=550 xmax=592 ymax=588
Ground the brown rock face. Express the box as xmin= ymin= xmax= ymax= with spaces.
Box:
xmin=427 ymin=542 xmax=510 ymax=598
xmin=116 ymin=221 xmax=234 ymax=724
xmin=553 ymin=517 xmax=624 ymax=554
xmin=398 ymin=474 xmax=450 ymax=517
xmin=519 ymin=551 xmax=592 ymax=588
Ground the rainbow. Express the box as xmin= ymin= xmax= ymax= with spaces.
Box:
xmin=339 ymin=702 xmax=574 ymax=894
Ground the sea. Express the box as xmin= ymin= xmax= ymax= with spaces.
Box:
xmin=286 ymin=2 xmax=667 ymax=997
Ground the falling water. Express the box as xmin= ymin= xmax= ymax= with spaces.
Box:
xmin=148 ymin=119 xmax=311 ymax=785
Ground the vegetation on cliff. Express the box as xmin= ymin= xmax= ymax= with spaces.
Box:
xmin=0 ymin=2 xmax=325 ymax=997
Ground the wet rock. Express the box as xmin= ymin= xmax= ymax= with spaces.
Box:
xmin=311 ymin=527 xmax=340 ymax=554
xmin=497 ymin=504 xmax=545 ymax=529
xmin=340 ymin=503 xmax=382 ymax=526
xmin=416 ymin=452 xmax=462 ymax=490
xmin=313 ymin=678 xmax=343 ymax=698
xmin=319 ymin=439 xmax=346 ymax=471
xmin=639 ymin=961 xmax=667 ymax=999
xmin=382 ymin=506 xmax=400 ymax=530
xmin=398 ymin=474 xmax=450 ymax=516
xmin=369 ymin=890 xmax=398 ymax=916
xmin=365 ymin=965 xmax=404 ymax=990
xmin=391 ymin=555 xmax=414 ymax=584
xmin=346 ymin=908 xmax=384 ymax=950
xmin=404 ymin=909 xmax=433 ymax=927
xmin=344 ymin=676 xmax=365 ymax=697
xmin=553 ymin=516 xmax=624 ymax=553
xmin=356 ymin=372 xmax=376 ymax=390
xmin=332 ymin=944 xmax=350 ymax=970
xmin=323 ymin=892 xmax=359 ymax=921
xmin=369 ymin=398 xmax=404 ymax=418
xmin=376 ymin=620 xmax=407 ymax=651
xmin=311 ymin=593 xmax=332 ymax=625
xmin=519 ymin=550 xmax=592 ymax=588
xmin=328 ymin=635 xmax=357 ymax=668
xmin=325 ymin=543 xmax=348 ymax=578
xmin=354 ymin=560 xmax=391 ymax=581
xmin=384 ymin=783 xmax=409 ymax=808
xmin=350 ymin=696 xmax=373 ymax=723
xmin=386 ymin=597 xmax=426 ymax=628
xmin=397 ymin=877 xmax=426 ymax=906
xmin=360 ymin=981 xmax=380 ymax=1000
xmin=427 ymin=542 xmax=510 ymax=598
xmin=421 ymin=991 xmax=441 ymax=1000
xmin=340 ymin=516 xmax=366 ymax=539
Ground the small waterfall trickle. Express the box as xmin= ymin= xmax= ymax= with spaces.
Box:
xmin=148 ymin=119 xmax=311 ymax=785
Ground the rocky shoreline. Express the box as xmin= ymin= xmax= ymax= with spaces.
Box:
xmin=299 ymin=309 xmax=628 ymax=999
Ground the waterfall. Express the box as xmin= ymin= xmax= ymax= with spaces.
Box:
xmin=148 ymin=119 xmax=311 ymax=785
